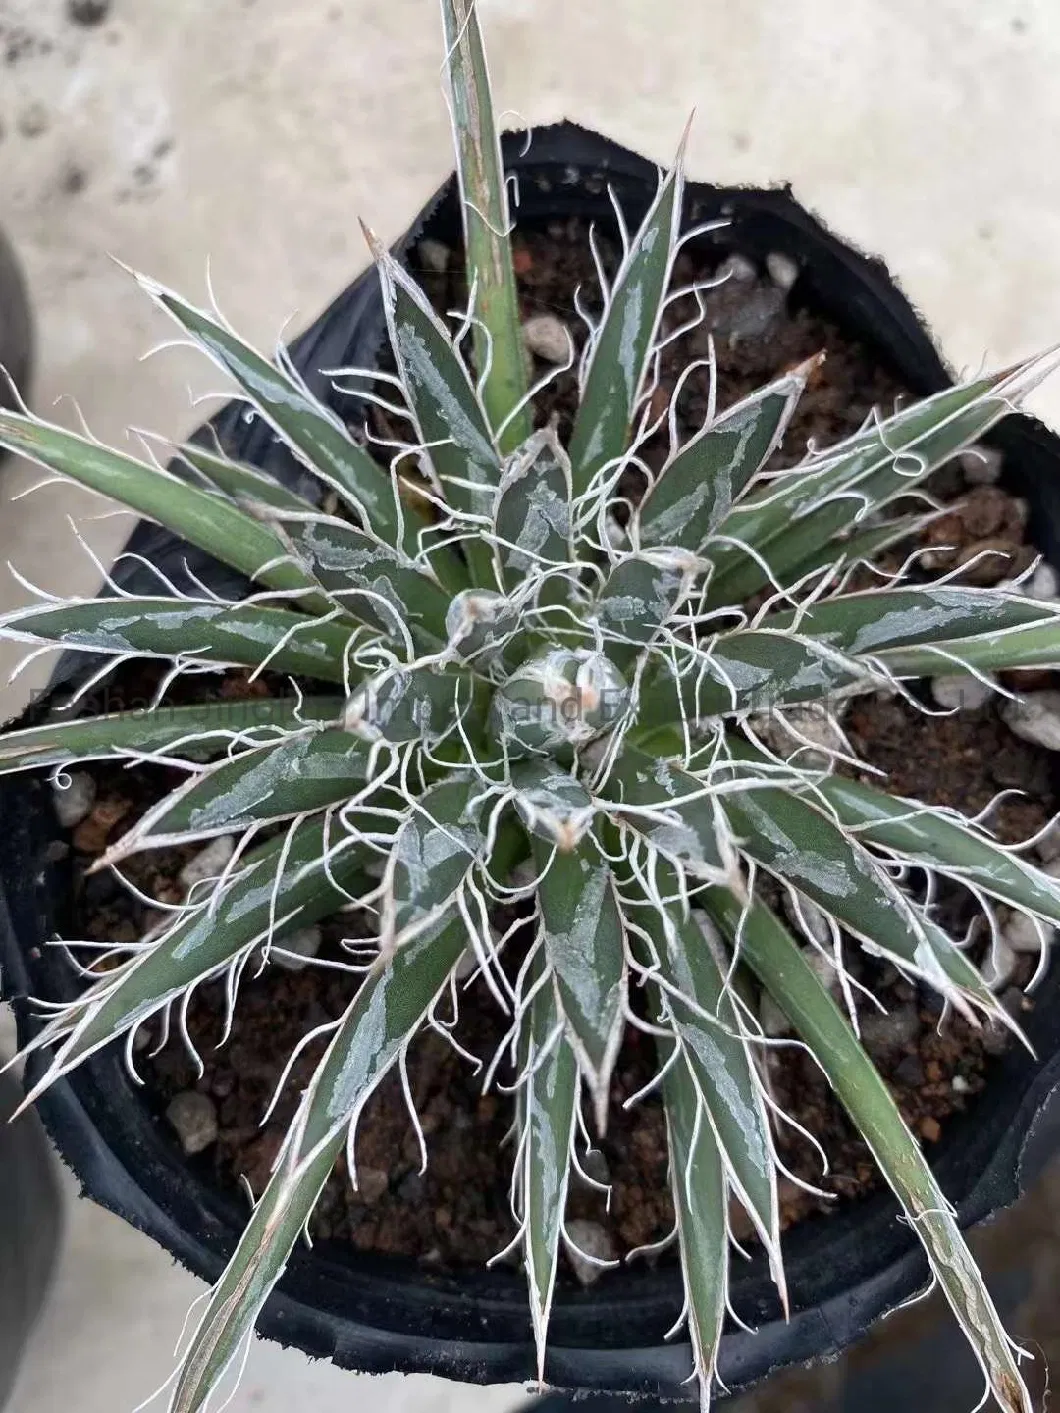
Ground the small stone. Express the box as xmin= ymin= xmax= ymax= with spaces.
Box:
xmin=1029 ymin=562 xmax=1060 ymax=601
xmin=417 ymin=238 xmax=451 ymax=274
xmin=782 ymin=893 xmax=831 ymax=949
xmin=753 ymin=704 xmax=847 ymax=766
xmin=760 ymin=992 xmax=791 ymax=1037
xmin=1034 ymin=824 xmax=1060 ymax=865
xmin=765 ymin=252 xmax=799 ymax=290
xmin=564 ymin=1219 xmax=616 ymax=1287
xmin=981 ymin=937 xmax=1018 ymax=990
xmin=52 ymin=772 xmax=97 ymax=828
xmin=959 ymin=446 xmax=1003 ymax=486
xmin=166 ymin=1092 xmax=219 ymax=1155
xmin=269 ymin=925 xmax=322 ymax=972
xmin=859 ymin=1004 xmax=920 ymax=1059
xmin=522 ymin=314 xmax=573 ymax=364
xmin=454 ymin=946 xmax=477 ymax=982
xmin=951 ymin=1074 xmax=971 ymax=1094
xmin=72 ymin=796 xmax=131 ymax=853
xmin=716 ymin=252 xmax=757 ymax=284
xmin=930 ymin=674 xmax=994 ymax=711
xmin=132 ymin=1024 xmax=153 ymax=1054
xmin=955 ymin=538 xmax=1026 ymax=586
xmin=1003 ymin=911 xmax=1055 ymax=954
xmin=893 ymin=1054 xmax=925 ymax=1087
xmin=724 ymin=285 xmax=785 ymax=339
xmin=179 ymin=836 xmax=236 ymax=892
xmin=580 ymin=1148 xmax=611 ymax=1187
xmin=1001 ymin=691 xmax=1060 ymax=752
xmin=919 ymin=1116 xmax=941 ymax=1144
xmin=356 ymin=1166 xmax=390 ymax=1204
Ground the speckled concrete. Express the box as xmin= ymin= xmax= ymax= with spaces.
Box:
xmin=2 ymin=0 xmax=1060 ymax=1409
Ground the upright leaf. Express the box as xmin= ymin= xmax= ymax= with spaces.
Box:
xmin=567 ymin=141 xmax=685 ymax=500
xmin=439 ymin=0 xmax=530 ymax=452
xmin=177 ymin=442 xmax=318 ymax=513
xmin=592 ymin=551 xmax=699 ymax=670
xmin=493 ymin=428 xmax=574 ymax=591
xmin=707 ymin=890 xmax=1033 ymax=1413
xmin=169 ymin=913 xmax=468 ymax=1413
xmin=637 ymin=357 xmax=820 ymax=552
xmin=344 ymin=667 xmax=486 ymax=746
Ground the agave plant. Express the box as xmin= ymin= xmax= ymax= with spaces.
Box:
xmin=3 ymin=3 xmax=1060 ymax=1411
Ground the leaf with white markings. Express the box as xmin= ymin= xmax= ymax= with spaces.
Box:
xmin=592 ymin=551 xmax=698 ymax=669
xmin=177 ymin=442 xmax=319 ymax=513
xmin=343 ymin=666 xmax=485 ymax=745
xmin=493 ymin=428 xmax=573 ymax=590
xmin=512 ymin=761 xmax=596 ymax=852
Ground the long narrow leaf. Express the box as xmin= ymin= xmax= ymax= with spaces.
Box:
xmin=880 ymin=618 xmax=1060 ymax=678
xmin=0 ymin=696 xmax=342 ymax=775
xmin=592 ymin=551 xmax=698 ymax=669
xmin=439 ymin=0 xmax=530 ymax=452
xmin=706 ymin=889 xmax=1033 ymax=1413
xmin=493 ymin=427 xmax=574 ymax=591
xmin=169 ymin=912 xmax=468 ymax=1413
xmin=177 ymin=442 xmax=318 ymax=513
xmin=1 ymin=597 xmax=352 ymax=683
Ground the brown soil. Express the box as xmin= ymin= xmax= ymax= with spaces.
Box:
xmin=56 ymin=219 xmax=1060 ymax=1280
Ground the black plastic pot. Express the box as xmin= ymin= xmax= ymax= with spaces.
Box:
xmin=4 ymin=123 xmax=1060 ymax=1402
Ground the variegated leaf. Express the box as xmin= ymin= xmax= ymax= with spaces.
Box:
xmin=567 ymin=143 xmax=685 ymax=499
xmin=98 ymin=727 xmax=371 ymax=864
xmin=600 ymin=746 xmax=735 ymax=884
xmin=22 ymin=818 xmax=367 ymax=1100
xmin=533 ymin=835 xmax=625 ymax=1131
xmin=592 ymin=550 xmax=699 ymax=669
xmin=637 ymin=357 xmax=820 ymax=552
xmin=1 ymin=597 xmax=351 ymax=683
xmin=0 ymin=410 xmax=314 ymax=601
xmin=343 ymin=666 xmax=484 ymax=745
xmin=661 ymin=1042 xmax=728 ymax=1412
xmin=177 ymin=442 xmax=318 ymax=513
xmin=515 ymin=956 xmax=578 ymax=1382
xmin=0 ymin=696 xmax=342 ymax=775
xmin=880 ymin=618 xmax=1060 ymax=679
xmin=707 ymin=889 xmax=1033 ymax=1413
xmin=137 ymin=275 xmax=406 ymax=547
xmin=439 ymin=0 xmax=530 ymax=452
xmin=511 ymin=760 xmax=595 ymax=852
xmin=169 ymin=912 xmax=468 ymax=1413
xmin=493 ymin=427 xmax=573 ymax=589
xmin=818 ymin=772 xmax=1060 ymax=924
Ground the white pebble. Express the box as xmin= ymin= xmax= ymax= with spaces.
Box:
xmin=180 ymin=836 xmax=237 ymax=892
xmin=564 ymin=1219 xmax=616 ymax=1287
xmin=716 ymin=252 xmax=757 ymax=284
xmin=1001 ymin=692 xmax=1060 ymax=752
xmin=760 ymin=992 xmax=792 ymax=1037
xmin=959 ymin=446 xmax=1003 ymax=485
xmin=271 ymin=926 xmax=322 ymax=972
xmin=166 ymin=1092 xmax=219 ymax=1156
xmin=52 ymin=772 xmax=96 ymax=829
xmin=1034 ymin=822 xmax=1060 ymax=865
xmin=765 ymin=251 xmax=799 ymax=291
xmin=1003 ymin=911 xmax=1055 ymax=954
xmin=931 ymin=674 xmax=994 ymax=711
xmin=1030 ymin=562 xmax=1060 ymax=602
xmin=981 ymin=937 xmax=1018 ymax=990
xmin=356 ymin=1166 xmax=390 ymax=1204
xmin=951 ymin=1074 xmax=971 ymax=1094
xmin=418 ymin=238 xmax=451 ymax=273
xmin=522 ymin=314 xmax=573 ymax=365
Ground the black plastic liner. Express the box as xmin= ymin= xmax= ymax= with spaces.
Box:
xmin=4 ymin=123 xmax=1060 ymax=1400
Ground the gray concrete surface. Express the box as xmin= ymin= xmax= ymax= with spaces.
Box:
xmin=2 ymin=0 xmax=1060 ymax=1408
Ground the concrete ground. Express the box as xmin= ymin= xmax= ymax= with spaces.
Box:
xmin=2 ymin=0 xmax=1060 ymax=1409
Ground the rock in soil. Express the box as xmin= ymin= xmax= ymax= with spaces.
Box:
xmin=166 ymin=1092 xmax=219 ymax=1155
xmin=1030 ymin=562 xmax=1060 ymax=601
xmin=765 ymin=251 xmax=800 ymax=290
xmin=716 ymin=252 xmax=757 ymax=284
xmin=1003 ymin=911 xmax=1055 ymax=954
xmin=52 ymin=771 xmax=97 ymax=828
xmin=355 ymin=1166 xmax=390 ymax=1204
xmin=959 ymin=446 xmax=1003 ymax=485
xmin=981 ymin=937 xmax=1018 ymax=990
xmin=930 ymin=674 xmax=994 ymax=711
xmin=1001 ymin=691 xmax=1060 ymax=752
xmin=760 ymin=992 xmax=792 ymax=1037
xmin=858 ymin=1004 xmax=920 ymax=1059
xmin=564 ymin=1219 xmax=616 ymax=1287
xmin=955 ymin=537 xmax=1028 ymax=585
xmin=521 ymin=313 xmax=572 ymax=364
xmin=269 ymin=926 xmax=322 ymax=972
xmin=179 ymin=836 xmax=236 ymax=892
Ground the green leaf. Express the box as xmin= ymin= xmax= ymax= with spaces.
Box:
xmin=600 ymin=745 xmax=735 ymax=884
xmin=719 ymin=761 xmax=1000 ymax=1014
xmin=532 ymin=834 xmax=625 ymax=1131
xmin=817 ymin=771 xmax=1060 ymax=924
xmin=706 ymin=890 xmax=1033 ymax=1413
xmin=0 ymin=696 xmax=342 ymax=775
xmin=640 ymin=894 xmax=780 ymax=1272
xmin=0 ymin=409 xmax=314 ymax=601
xmin=98 ymin=727 xmax=370 ymax=864
xmin=511 ymin=760 xmax=596 ymax=852
xmin=592 ymin=551 xmax=698 ymax=670
xmin=493 ymin=427 xmax=573 ymax=590
xmin=169 ymin=912 xmax=468 ymax=1413
xmin=567 ymin=140 xmax=686 ymax=500
xmin=515 ymin=956 xmax=579 ymax=1382
xmin=343 ymin=666 xmax=485 ymax=746
xmin=137 ymin=274 xmax=407 ymax=549
xmin=661 ymin=1044 xmax=728 ymax=1411
xmin=272 ymin=512 xmax=451 ymax=649
xmin=22 ymin=818 xmax=367 ymax=1099
xmin=380 ymin=775 xmax=489 ymax=952
xmin=706 ymin=355 xmax=1053 ymax=605
xmin=177 ymin=442 xmax=319 ymax=513
xmin=780 ymin=514 xmax=932 ymax=588
xmin=1 ymin=596 xmax=351 ymax=683
xmin=880 ymin=618 xmax=1060 ymax=678
xmin=637 ymin=356 xmax=820 ymax=552
xmin=439 ymin=0 xmax=530 ymax=453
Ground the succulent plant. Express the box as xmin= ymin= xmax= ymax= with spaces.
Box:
xmin=3 ymin=3 xmax=1060 ymax=1411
